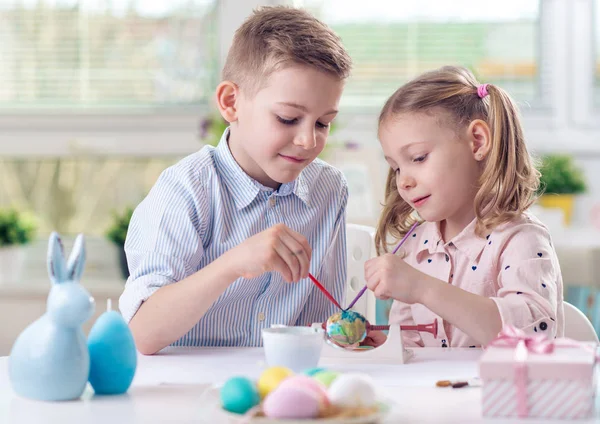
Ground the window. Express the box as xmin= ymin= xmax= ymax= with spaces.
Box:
xmin=0 ymin=157 xmax=178 ymax=235
xmin=595 ymin=0 xmax=600 ymax=107
xmin=570 ymin=0 xmax=598 ymax=127
xmin=295 ymin=0 xmax=542 ymax=111
xmin=0 ymin=0 xmax=218 ymax=111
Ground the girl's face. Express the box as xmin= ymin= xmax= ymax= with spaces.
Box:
xmin=378 ymin=111 xmax=484 ymax=233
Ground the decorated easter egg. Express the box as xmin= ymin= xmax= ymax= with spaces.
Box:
xmin=303 ymin=367 xmax=326 ymax=376
xmin=263 ymin=385 xmax=320 ymax=419
xmin=313 ymin=370 xmax=339 ymax=388
xmin=220 ymin=376 xmax=260 ymax=414
xmin=257 ymin=366 xmax=294 ymax=399
xmin=87 ymin=308 xmax=137 ymax=395
xmin=326 ymin=310 xmax=367 ymax=347
xmin=278 ymin=375 xmax=330 ymax=407
xmin=328 ymin=373 xmax=377 ymax=408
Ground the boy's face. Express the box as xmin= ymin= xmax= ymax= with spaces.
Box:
xmin=228 ymin=65 xmax=344 ymax=189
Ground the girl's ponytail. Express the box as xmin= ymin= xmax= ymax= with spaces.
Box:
xmin=474 ymin=85 xmax=540 ymax=235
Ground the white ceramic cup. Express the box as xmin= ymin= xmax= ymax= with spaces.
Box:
xmin=261 ymin=326 xmax=324 ymax=372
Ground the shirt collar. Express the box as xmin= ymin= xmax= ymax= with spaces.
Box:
xmin=415 ymin=218 xmax=489 ymax=262
xmin=213 ymin=128 xmax=311 ymax=210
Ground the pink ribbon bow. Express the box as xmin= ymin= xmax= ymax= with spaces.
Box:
xmin=489 ymin=326 xmax=555 ymax=417
xmin=489 ymin=325 xmax=556 ymax=354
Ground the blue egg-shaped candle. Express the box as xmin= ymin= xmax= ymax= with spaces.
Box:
xmin=88 ymin=299 xmax=137 ymax=395
xmin=220 ymin=377 xmax=260 ymax=414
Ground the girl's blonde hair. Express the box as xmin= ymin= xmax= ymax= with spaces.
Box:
xmin=375 ymin=66 xmax=540 ymax=255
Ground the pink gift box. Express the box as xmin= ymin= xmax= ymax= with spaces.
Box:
xmin=479 ymin=328 xmax=597 ymax=420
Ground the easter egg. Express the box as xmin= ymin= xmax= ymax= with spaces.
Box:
xmin=257 ymin=366 xmax=293 ymax=399
xmin=328 ymin=373 xmax=377 ymax=408
xmin=313 ymin=370 xmax=339 ymax=388
xmin=87 ymin=310 xmax=137 ymax=395
xmin=278 ymin=375 xmax=330 ymax=407
xmin=220 ymin=376 xmax=260 ymax=414
xmin=263 ymin=385 xmax=320 ymax=419
xmin=326 ymin=310 xmax=367 ymax=347
xmin=303 ymin=367 xmax=326 ymax=376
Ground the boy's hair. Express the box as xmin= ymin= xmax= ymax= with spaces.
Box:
xmin=375 ymin=66 xmax=540 ymax=254
xmin=222 ymin=6 xmax=352 ymax=94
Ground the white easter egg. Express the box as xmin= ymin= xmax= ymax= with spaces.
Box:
xmin=327 ymin=373 xmax=377 ymax=408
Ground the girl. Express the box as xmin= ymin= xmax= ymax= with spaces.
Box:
xmin=365 ymin=66 xmax=564 ymax=348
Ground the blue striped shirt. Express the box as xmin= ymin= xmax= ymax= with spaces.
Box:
xmin=119 ymin=129 xmax=348 ymax=347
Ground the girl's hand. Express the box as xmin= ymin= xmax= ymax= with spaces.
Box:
xmin=360 ymin=330 xmax=387 ymax=347
xmin=364 ymin=252 xmax=427 ymax=304
xmin=228 ymin=223 xmax=311 ymax=283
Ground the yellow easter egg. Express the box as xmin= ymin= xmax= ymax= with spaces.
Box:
xmin=257 ymin=366 xmax=294 ymax=399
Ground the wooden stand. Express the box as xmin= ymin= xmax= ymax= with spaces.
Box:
xmin=311 ymin=323 xmax=413 ymax=364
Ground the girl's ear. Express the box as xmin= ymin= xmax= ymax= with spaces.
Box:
xmin=467 ymin=119 xmax=492 ymax=161
xmin=66 ymin=234 xmax=86 ymax=282
xmin=47 ymin=232 xmax=67 ymax=284
xmin=215 ymin=81 xmax=240 ymax=124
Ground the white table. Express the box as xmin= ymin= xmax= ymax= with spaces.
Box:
xmin=0 ymin=347 xmax=598 ymax=423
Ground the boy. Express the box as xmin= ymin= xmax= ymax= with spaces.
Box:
xmin=119 ymin=6 xmax=352 ymax=354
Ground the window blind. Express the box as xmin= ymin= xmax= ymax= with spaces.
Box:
xmin=595 ymin=0 xmax=600 ymax=107
xmin=0 ymin=0 xmax=218 ymax=111
xmin=296 ymin=0 xmax=543 ymax=111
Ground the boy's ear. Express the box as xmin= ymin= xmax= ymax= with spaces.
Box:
xmin=215 ymin=81 xmax=239 ymax=123
xmin=467 ymin=119 xmax=492 ymax=161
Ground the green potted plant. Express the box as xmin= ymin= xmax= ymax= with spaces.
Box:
xmin=105 ymin=207 xmax=134 ymax=280
xmin=199 ymin=113 xmax=229 ymax=147
xmin=537 ymin=154 xmax=586 ymax=225
xmin=0 ymin=207 xmax=37 ymax=283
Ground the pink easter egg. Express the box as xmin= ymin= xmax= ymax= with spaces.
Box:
xmin=263 ymin=385 xmax=320 ymax=419
xmin=278 ymin=375 xmax=330 ymax=406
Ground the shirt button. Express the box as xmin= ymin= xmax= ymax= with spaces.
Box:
xmin=258 ymin=312 xmax=266 ymax=321
xmin=539 ymin=321 xmax=548 ymax=331
xmin=269 ymin=197 xmax=276 ymax=207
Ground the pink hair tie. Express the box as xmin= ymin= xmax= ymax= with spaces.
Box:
xmin=477 ymin=84 xmax=489 ymax=99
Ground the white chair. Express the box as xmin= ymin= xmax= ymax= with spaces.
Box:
xmin=563 ymin=301 xmax=599 ymax=342
xmin=345 ymin=223 xmax=377 ymax=323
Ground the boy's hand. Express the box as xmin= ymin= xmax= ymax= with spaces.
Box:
xmin=364 ymin=252 xmax=426 ymax=304
xmin=229 ymin=223 xmax=311 ymax=283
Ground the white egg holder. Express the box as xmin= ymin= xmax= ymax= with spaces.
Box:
xmin=311 ymin=323 xmax=413 ymax=364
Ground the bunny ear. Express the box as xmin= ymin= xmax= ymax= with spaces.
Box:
xmin=66 ymin=233 xmax=86 ymax=282
xmin=47 ymin=232 xmax=67 ymax=284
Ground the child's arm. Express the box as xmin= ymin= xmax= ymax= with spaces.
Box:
xmin=486 ymin=223 xmax=560 ymax=338
xmin=366 ymin=221 xmax=560 ymax=346
xmin=128 ymin=224 xmax=311 ymax=355
xmin=120 ymin=166 xmax=311 ymax=355
xmin=128 ymin=250 xmax=240 ymax=354
xmin=365 ymin=253 xmax=502 ymax=345
xmin=418 ymin=278 xmax=502 ymax=345
xmin=420 ymin=223 xmax=561 ymax=344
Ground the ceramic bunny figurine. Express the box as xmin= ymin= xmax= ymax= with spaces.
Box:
xmin=9 ymin=232 xmax=95 ymax=401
